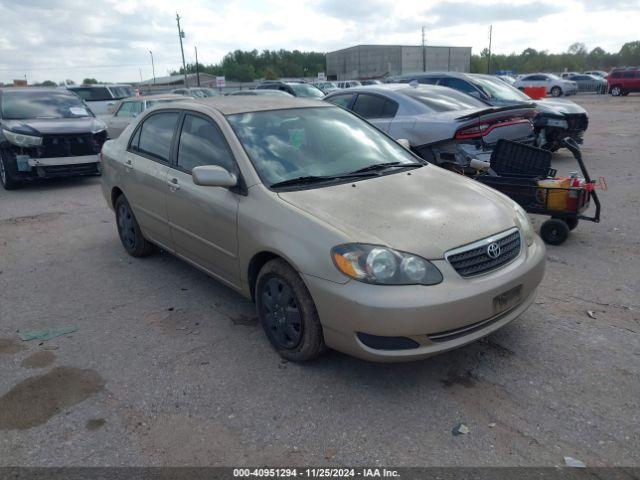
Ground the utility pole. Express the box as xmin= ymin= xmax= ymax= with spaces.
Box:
xmin=422 ymin=26 xmax=426 ymax=72
xmin=176 ymin=13 xmax=188 ymax=87
xmin=487 ymin=25 xmax=493 ymax=74
xmin=195 ymin=46 xmax=200 ymax=87
xmin=149 ymin=50 xmax=156 ymax=85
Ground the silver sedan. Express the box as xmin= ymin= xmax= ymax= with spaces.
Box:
xmin=324 ymin=84 xmax=536 ymax=168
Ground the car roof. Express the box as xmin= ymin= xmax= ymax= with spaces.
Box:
xmin=179 ymin=96 xmax=331 ymax=115
xmin=128 ymin=94 xmax=184 ymax=101
xmin=328 ymin=83 xmax=449 ymax=94
xmin=0 ymin=87 xmax=75 ymax=94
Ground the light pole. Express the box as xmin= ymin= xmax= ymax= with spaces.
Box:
xmin=149 ymin=50 xmax=156 ymax=86
xmin=195 ymin=46 xmax=200 ymax=87
xmin=422 ymin=26 xmax=426 ymax=72
xmin=487 ymin=25 xmax=493 ymax=74
xmin=176 ymin=13 xmax=188 ymax=87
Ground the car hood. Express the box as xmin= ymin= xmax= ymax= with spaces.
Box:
xmin=1 ymin=117 xmax=106 ymax=136
xmin=486 ymin=98 xmax=586 ymax=118
xmin=535 ymin=98 xmax=587 ymax=115
xmin=277 ymin=165 xmax=518 ymax=259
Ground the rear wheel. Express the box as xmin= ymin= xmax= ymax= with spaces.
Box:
xmin=550 ymin=86 xmax=562 ymax=97
xmin=0 ymin=149 xmax=21 ymax=190
xmin=540 ymin=218 xmax=570 ymax=245
xmin=114 ymin=195 xmax=154 ymax=257
xmin=256 ymin=259 xmax=325 ymax=362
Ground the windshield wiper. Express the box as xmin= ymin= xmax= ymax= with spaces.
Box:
xmin=270 ymin=172 xmax=378 ymax=189
xmin=350 ymin=161 xmax=422 ymax=174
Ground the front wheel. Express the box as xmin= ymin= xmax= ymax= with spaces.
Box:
xmin=550 ymin=86 xmax=562 ymax=97
xmin=540 ymin=218 xmax=570 ymax=245
xmin=114 ymin=195 xmax=154 ymax=257
xmin=0 ymin=149 xmax=21 ymax=190
xmin=256 ymin=259 xmax=326 ymax=362
xmin=610 ymin=86 xmax=622 ymax=97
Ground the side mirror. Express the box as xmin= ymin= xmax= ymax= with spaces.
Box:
xmin=192 ymin=165 xmax=238 ymax=188
xmin=397 ymin=138 xmax=411 ymax=149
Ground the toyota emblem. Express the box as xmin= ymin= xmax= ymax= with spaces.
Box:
xmin=487 ymin=242 xmax=501 ymax=259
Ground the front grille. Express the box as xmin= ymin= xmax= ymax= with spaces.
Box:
xmin=37 ymin=131 xmax=107 ymax=158
xmin=565 ymin=114 xmax=588 ymax=132
xmin=39 ymin=162 xmax=99 ymax=178
xmin=446 ymin=229 xmax=521 ymax=277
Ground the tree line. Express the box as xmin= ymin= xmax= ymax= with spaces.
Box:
xmin=173 ymin=49 xmax=326 ymax=82
xmin=472 ymin=41 xmax=640 ymax=74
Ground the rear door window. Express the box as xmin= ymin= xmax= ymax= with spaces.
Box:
xmin=69 ymin=87 xmax=112 ymax=101
xmin=176 ymin=114 xmax=237 ymax=174
xmin=133 ymin=112 xmax=180 ymax=162
xmin=439 ymin=78 xmax=478 ymax=94
xmin=352 ymin=94 xmax=398 ymax=119
xmin=326 ymin=93 xmax=355 ymax=108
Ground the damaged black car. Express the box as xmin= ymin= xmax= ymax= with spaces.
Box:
xmin=0 ymin=88 xmax=107 ymax=190
xmin=391 ymin=72 xmax=589 ymax=153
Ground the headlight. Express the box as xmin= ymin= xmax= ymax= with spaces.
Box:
xmin=2 ymin=129 xmax=42 ymax=147
xmin=91 ymin=121 xmax=107 ymax=134
xmin=514 ymin=204 xmax=535 ymax=247
xmin=332 ymin=244 xmax=443 ymax=285
xmin=546 ymin=118 xmax=568 ymax=128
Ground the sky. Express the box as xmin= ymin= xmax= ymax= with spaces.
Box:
xmin=0 ymin=0 xmax=639 ymax=84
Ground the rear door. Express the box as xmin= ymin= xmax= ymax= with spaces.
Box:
xmin=122 ymin=111 xmax=180 ymax=250
xmin=350 ymin=93 xmax=399 ymax=132
xmin=165 ymin=112 xmax=241 ymax=287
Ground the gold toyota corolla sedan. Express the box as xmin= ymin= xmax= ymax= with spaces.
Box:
xmin=100 ymin=96 xmax=545 ymax=362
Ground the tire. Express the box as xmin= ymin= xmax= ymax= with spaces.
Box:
xmin=610 ymin=86 xmax=622 ymax=97
xmin=114 ymin=195 xmax=154 ymax=257
xmin=540 ymin=218 xmax=570 ymax=245
xmin=255 ymin=259 xmax=326 ymax=362
xmin=550 ymin=86 xmax=562 ymax=97
xmin=0 ymin=149 xmax=21 ymax=190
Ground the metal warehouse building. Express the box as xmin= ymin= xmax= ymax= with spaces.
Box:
xmin=326 ymin=44 xmax=472 ymax=80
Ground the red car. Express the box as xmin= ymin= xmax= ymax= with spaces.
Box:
xmin=608 ymin=68 xmax=640 ymax=96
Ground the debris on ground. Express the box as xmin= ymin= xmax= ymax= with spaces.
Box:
xmin=564 ymin=456 xmax=586 ymax=468
xmin=488 ymin=423 xmax=497 ymax=428
xmin=324 ymin=447 xmax=338 ymax=459
xmin=586 ymin=310 xmax=597 ymax=319
xmin=20 ymin=326 xmax=78 ymax=342
xmin=452 ymin=423 xmax=470 ymax=436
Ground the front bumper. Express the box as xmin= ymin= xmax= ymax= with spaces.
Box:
xmin=16 ymin=154 xmax=100 ymax=179
xmin=304 ymin=235 xmax=546 ymax=362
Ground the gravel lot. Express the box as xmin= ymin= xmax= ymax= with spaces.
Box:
xmin=0 ymin=95 xmax=638 ymax=467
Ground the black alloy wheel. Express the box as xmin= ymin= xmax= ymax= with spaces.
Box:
xmin=260 ymin=277 xmax=303 ymax=350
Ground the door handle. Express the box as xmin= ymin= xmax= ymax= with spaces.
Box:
xmin=167 ymin=177 xmax=180 ymax=191
xmin=124 ymin=159 xmax=133 ymax=170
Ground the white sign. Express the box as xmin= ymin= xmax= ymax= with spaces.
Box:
xmin=216 ymin=76 xmax=226 ymax=88
xmin=317 ymin=72 xmax=326 ymax=81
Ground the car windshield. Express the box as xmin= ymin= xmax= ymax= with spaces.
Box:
xmin=289 ymin=84 xmax=325 ymax=98
xmin=200 ymin=89 xmax=219 ymax=97
xmin=227 ymin=106 xmax=420 ymax=188
xmin=1 ymin=90 xmax=93 ymax=119
xmin=471 ymin=76 xmax=531 ymax=102
xmin=189 ymin=89 xmax=208 ymax=98
xmin=108 ymin=86 xmax=135 ymax=99
xmin=401 ymin=87 xmax=486 ymax=112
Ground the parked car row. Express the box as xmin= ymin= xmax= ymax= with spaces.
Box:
xmin=385 ymin=72 xmax=589 ymax=153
